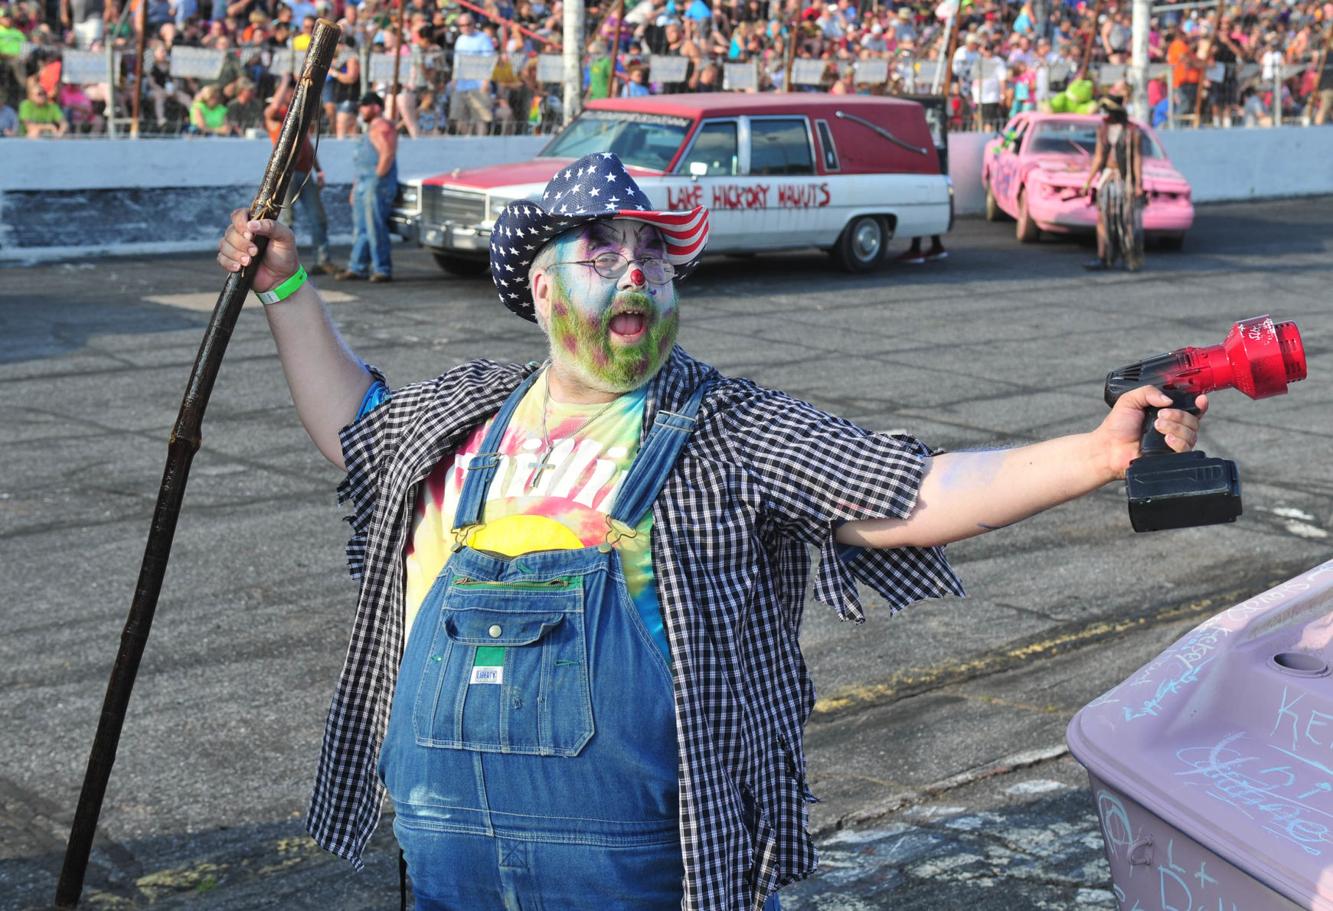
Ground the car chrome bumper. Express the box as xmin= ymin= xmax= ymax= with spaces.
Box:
xmin=390 ymin=211 xmax=420 ymax=242
xmin=389 ymin=213 xmax=492 ymax=251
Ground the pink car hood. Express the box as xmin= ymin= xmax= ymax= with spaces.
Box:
xmin=1026 ymin=155 xmax=1189 ymax=191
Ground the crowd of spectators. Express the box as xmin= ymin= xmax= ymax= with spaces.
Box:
xmin=2 ymin=0 xmax=1332 ymax=139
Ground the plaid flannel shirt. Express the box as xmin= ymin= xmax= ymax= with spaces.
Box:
xmin=309 ymin=347 xmax=964 ymax=911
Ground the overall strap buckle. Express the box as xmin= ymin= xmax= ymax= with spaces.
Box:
xmin=452 ymin=523 xmax=482 ymax=553
xmin=598 ymin=516 xmax=639 ymax=554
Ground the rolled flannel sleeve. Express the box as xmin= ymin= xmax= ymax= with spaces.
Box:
xmin=337 ymin=364 xmax=391 ymax=580
xmin=727 ymin=386 xmax=965 ymax=621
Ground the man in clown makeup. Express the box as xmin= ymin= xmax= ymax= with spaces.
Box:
xmin=217 ymin=152 xmax=1205 ymax=910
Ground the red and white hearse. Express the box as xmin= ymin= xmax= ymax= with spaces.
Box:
xmin=391 ymin=93 xmax=954 ymax=274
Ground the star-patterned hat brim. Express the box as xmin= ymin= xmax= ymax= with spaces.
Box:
xmin=489 ymin=152 xmax=710 ymax=321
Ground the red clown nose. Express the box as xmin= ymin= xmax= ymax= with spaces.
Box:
xmin=630 ymin=268 xmax=646 ymax=286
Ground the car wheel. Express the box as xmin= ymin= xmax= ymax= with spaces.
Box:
xmin=431 ymin=252 xmax=489 ymax=277
xmin=832 ymin=215 xmax=889 ymax=273
xmin=1016 ymin=190 xmax=1040 ymax=243
xmin=1157 ymin=233 xmax=1185 ymax=251
xmin=985 ymin=185 xmax=1003 ymax=222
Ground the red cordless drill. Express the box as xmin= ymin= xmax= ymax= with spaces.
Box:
xmin=1103 ymin=316 xmax=1306 ymax=532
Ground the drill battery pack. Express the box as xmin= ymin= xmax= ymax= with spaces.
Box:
xmin=1124 ymin=451 xmax=1242 ymax=532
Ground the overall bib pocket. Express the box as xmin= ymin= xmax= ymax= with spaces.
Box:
xmin=412 ymin=579 xmax=594 ymax=757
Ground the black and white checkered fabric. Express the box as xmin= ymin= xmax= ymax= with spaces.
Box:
xmin=490 ymin=151 xmax=709 ymax=322
xmin=311 ymin=348 xmax=963 ymax=909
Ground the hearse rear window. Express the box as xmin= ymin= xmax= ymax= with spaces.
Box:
xmin=541 ymin=111 xmax=692 ymax=172
xmin=815 ymin=119 xmax=838 ymax=171
xmin=749 ymin=118 xmax=814 ymax=176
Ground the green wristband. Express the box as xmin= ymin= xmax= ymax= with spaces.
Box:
xmin=256 ymin=265 xmax=308 ymax=306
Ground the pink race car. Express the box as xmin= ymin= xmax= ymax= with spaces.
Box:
xmin=981 ymin=112 xmax=1193 ymax=249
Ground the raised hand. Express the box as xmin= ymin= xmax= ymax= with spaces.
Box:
xmin=216 ymin=207 xmax=300 ymax=293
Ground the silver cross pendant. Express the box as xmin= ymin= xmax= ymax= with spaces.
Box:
xmin=528 ymin=448 xmax=556 ymax=489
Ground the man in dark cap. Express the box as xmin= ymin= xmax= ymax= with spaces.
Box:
xmin=336 ymin=91 xmax=397 ymax=282
xmin=216 ymin=153 xmax=1204 ymax=909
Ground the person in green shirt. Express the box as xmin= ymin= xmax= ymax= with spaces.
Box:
xmin=18 ymin=82 xmax=66 ymax=137
xmin=585 ymin=38 xmax=612 ymax=101
xmin=190 ymin=84 xmax=234 ymax=136
xmin=0 ymin=7 xmax=22 ymax=56
xmin=0 ymin=6 xmax=25 ymax=108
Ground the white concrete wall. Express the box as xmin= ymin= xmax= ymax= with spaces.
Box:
xmin=1153 ymin=126 xmax=1333 ymax=202
xmin=12 ymin=125 xmax=1327 ymax=199
xmin=3 ymin=126 xmax=1329 ymax=256
xmin=947 ymin=124 xmax=1333 ymax=215
xmin=4 ymin=134 xmax=550 ymax=192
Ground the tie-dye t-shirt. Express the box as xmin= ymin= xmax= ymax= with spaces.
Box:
xmin=403 ymin=373 xmax=666 ymax=659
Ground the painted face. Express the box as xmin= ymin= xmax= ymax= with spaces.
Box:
xmin=534 ymin=220 xmax=680 ymax=395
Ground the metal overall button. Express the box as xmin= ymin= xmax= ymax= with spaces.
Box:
xmin=488 ymin=624 xmax=503 ymax=638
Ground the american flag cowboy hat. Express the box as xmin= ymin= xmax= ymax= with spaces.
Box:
xmin=489 ymin=152 xmax=710 ymax=322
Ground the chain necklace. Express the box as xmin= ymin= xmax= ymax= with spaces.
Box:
xmin=527 ymin=369 xmax=621 ymax=490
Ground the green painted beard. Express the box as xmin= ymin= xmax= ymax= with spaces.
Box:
xmin=546 ymin=271 xmax=679 ymax=393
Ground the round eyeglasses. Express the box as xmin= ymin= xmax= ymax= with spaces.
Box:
xmin=551 ymin=252 xmax=676 ymax=286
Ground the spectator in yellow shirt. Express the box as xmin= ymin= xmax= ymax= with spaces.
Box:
xmin=292 ymin=15 xmax=314 ymax=52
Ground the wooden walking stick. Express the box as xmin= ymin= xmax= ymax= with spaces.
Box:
xmin=53 ymin=19 xmax=342 ymax=910
xmin=939 ymin=3 xmax=962 ymax=102
xmin=1311 ymin=19 xmax=1333 ymax=122
xmin=1193 ymin=0 xmax=1223 ymax=124
xmin=130 ymin=0 xmax=146 ymax=138
xmin=783 ymin=15 xmax=797 ymax=92
xmin=1078 ymin=0 xmax=1103 ymax=79
xmin=606 ymin=0 xmax=626 ymax=99
xmin=388 ymin=0 xmax=405 ymax=121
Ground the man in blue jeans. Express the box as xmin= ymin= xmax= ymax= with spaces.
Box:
xmin=218 ymin=153 xmax=1205 ymax=909
xmin=337 ymin=92 xmax=397 ymax=283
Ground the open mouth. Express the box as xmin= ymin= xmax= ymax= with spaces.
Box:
xmin=608 ymin=308 xmax=649 ymax=343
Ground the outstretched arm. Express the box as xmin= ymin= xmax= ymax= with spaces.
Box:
xmin=217 ymin=209 xmax=371 ymax=469
xmin=836 ymin=386 xmax=1208 ymax=550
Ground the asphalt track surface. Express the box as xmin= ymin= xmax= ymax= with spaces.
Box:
xmin=2 ymin=198 xmax=1330 ymax=911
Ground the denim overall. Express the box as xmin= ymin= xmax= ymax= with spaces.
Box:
xmin=380 ymin=373 xmax=760 ymax=910
xmin=347 ymin=129 xmax=397 ymax=278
